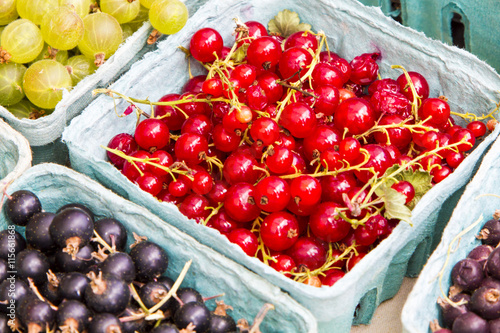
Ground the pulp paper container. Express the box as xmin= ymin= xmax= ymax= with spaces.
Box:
xmin=62 ymin=0 xmax=500 ymax=331
xmin=356 ymin=0 xmax=500 ymax=73
xmin=401 ymin=126 xmax=500 ymax=333
xmin=0 ymin=118 xmax=31 ymax=187
xmin=0 ymin=0 xmax=207 ymax=165
xmin=0 ymin=164 xmax=317 ymax=333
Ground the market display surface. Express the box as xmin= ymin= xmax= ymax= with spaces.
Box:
xmin=2 ymin=0 xmax=500 ymax=332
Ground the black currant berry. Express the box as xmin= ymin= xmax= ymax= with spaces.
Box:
xmin=120 ymin=304 xmax=147 ymax=333
xmin=39 ymin=271 xmax=64 ymax=305
xmin=54 ymin=244 xmax=95 ymax=273
xmin=170 ymin=287 xmax=204 ymax=314
xmin=59 ymin=272 xmax=90 ymax=302
xmin=0 ymin=229 xmax=26 ymax=260
xmin=88 ymin=313 xmax=123 ymax=333
xmin=16 ymin=249 xmax=50 ymax=285
xmin=49 ymin=208 xmax=94 ymax=257
xmin=25 ymin=212 xmax=56 ymax=252
xmin=56 ymin=300 xmax=91 ymax=333
xmin=94 ymin=218 xmax=128 ymax=252
xmin=130 ymin=240 xmax=169 ymax=282
xmin=174 ymin=301 xmax=211 ymax=333
xmin=84 ymin=272 xmax=131 ymax=315
xmin=210 ymin=314 xmax=237 ymax=333
xmin=19 ymin=298 xmax=55 ymax=332
xmin=151 ymin=323 xmax=180 ymax=333
xmin=0 ymin=314 xmax=9 ymax=333
xmin=0 ymin=260 xmax=7 ymax=283
xmin=0 ymin=279 xmax=30 ymax=313
xmin=5 ymin=190 xmax=42 ymax=226
xmin=138 ymin=281 xmax=172 ymax=312
xmin=100 ymin=252 xmax=136 ymax=284
xmin=56 ymin=203 xmax=95 ymax=222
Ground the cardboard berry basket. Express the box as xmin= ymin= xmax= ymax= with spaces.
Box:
xmin=401 ymin=127 xmax=500 ymax=333
xmin=0 ymin=163 xmax=317 ymax=333
xmin=0 ymin=0 xmax=207 ymax=165
xmin=62 ymin=0 xmax=500 ymax=331
xmin=0 ymin=118 xmax=31 ymax=187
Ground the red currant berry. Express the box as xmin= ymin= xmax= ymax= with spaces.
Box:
xmin=205 ymin=180 xmax=229 ymax=205
xmin=391 ymin=181 xmax=415 ymax=204
xmin=333 ymin=98 xmax=376 ymax=135
xmin=227 ymin=229 xmax=258 ymax=256
xmin=278 ymin=47 xmax=313 ymax=82
xmin=419 ymin=98 xmax=451 ymax=128
xmin=431 ymin=166 xmax=452 ymax=183
xmin=189 ymin=27 xmax=223 ymax=63
xmin=321 ymin=270 xmax=345 ymax=287
xmin=148 ymin=150 xmax=173 ymax=176
xmin=354 ymin=144 xmax=394 ymax=183
xmin=446 ymin=151 xmax=465 ymax=169
xmin=284 ymin=31 xmax=318 ymax=52
xmin=313 ymin=85 xmax=340 ymax=116
xmin=212 ymin=124 xmax=240 ymax=153
xmin=311 ymin=63 xmax=343 ymax=89
xmin=155 ymin=93 xmax=184 ymax=131
xmin=265 ymin=146 xmax=293 ymax=175
xmin=346 ymin=252 xmax=367 ymax=272
xmin=168 ymin=177 xmax=191 ymax=197
xmin=107 ymin=133 xmax=138 ymax=169
xmin=285 ymin=236 xmax=327 ymax=270
xmin=122 ymin=150 xmax=150 ymax=181
xmin=320 ymin=172 xmax=357 ymax=204
xmin=349 ymin=52 xmax=380 ymax=85
xmin=208 ymin=210 xmax=242 ymax=235
xmin=257 ymin=72 xmax=283 ymax=104
xmin=254 ymin=176 xmax=290 ymax=212
xmin=182 ymin=75 xmax=205 ymax=94
xmin=181 ymin=114 xmax=212 ymax=138
xmin=338 ymin=137 xmax=361 ymax=163
xmin=222 ymin=152 xmax=260 ymax=185
xmin=246 ymin=37 xmax=282 ymax=70
xmin=467 ymin=121 xmax=487 ymax=138
xmin=451 ymin=128 xmax=475 ymax=152
xmin=396 ymin=71 xmax=429 ymax=101
xmin=224 ymin=182 xmax=261 ymax=223
xmin=279 ymin=102 xmax=317 ymax=138
xmin=135 ymin=172 xmax=163 ymax=196
xmin=179 ymin=194 xmax=210 ymax=223
xmin=260 ymin=211 xmax=299 ymax=251
xmin=309 ymin=202 xmax=351 ymax=243
xmin=174 ymin=133 xmax=209 ymax=166
xmin=202 ymin=78 xmax=223 ymax=97
xmin=231 ymin=64 xmax=257 ymax=88
xmin=269 ymin=254 xmax=296 ymax=278
xmin=303 ymin=125 xmax=342 ymax=161
xmin=135 ymin=118 xmax=170 ymax=152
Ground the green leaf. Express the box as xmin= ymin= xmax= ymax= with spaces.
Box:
xmin=268 ymin=9 xmax=312 ymax=38
xmin=380 ymin=164 xmax=433 ymax=210
xmin=231 ymin=44 xmax=249 ymax=63
xmin=374 ymin=183 xmax=413 ymax=225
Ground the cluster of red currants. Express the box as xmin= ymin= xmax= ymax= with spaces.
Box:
xmin=105 ymin=19 xmax=490 ymax=287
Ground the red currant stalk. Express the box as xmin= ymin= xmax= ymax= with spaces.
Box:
xmin=250 ymin=216 xmax=279 ymax=265
xmin=391 ymin=65 xmax=423 ymax=121
xmin=202 ymin=202 xmax=224 ymax=226
xmin=354 ymin=118 xmax=438 ymax=145
xmin=103 ymin=146 xmax=192 ymax=181
xmin=289 ymin=243 xmax=358 ymax=283
xmin=450 ymin=99 xmax=500 ymax=122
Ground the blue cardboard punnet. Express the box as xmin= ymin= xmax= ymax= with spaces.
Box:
xmin=0 ymin=118 xmax=31 ymax=187
xmin=401 ymin=130 xmax=500 ymax=332
xmin=62 ymin=0 xmax=500 ymax=331
xmin=0 ymin=164 xmax=317 ymax=333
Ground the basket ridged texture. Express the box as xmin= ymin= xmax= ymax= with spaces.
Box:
xmin=0 ymin=0 xmax=208 ymax=164
xmin=0 ymin=118 xmax=31 ymax=187
xmin=0 ymin=164 xmax=318 ymax=333
xmin=62 ymin=0 xmax=500 ymax=331
xmin=402 ymin=127 xmax=500 ymax=332
xmin=356 ymin=0 xmax=500 ymax=74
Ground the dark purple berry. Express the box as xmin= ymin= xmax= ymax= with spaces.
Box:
xmin=0 ymin=278 xmax=30 ymax=313
xmin=88 ymin=313 xmax=123 ymax=333
xmin=55 ymin=244 xmax=95 ymax=273
xmin=0 ymin=260 xmax=7 ymax=283
xmin=25 ymin=212 xmax=56 ymax=252
xmin=56 ymin=203 xmax=95 ymax=222
xmin=19 ymin=299 xmax=55 ymax=332
xmin=56 ymin=300 xmax=91 ymax=333
xmin=438 ymin=293 xmax=470 ymax=328
xmin=84 ymin=273 xmax=131 ymax=315
xmin=138 ymin=281 xmax=172 ymax=312
xmin=452 ymin=311 xmax=489 ymax=332
xmin=210 ymin=314 xmax=237 ymax=333
xmin=490 ymin=318 xmax=500 ymax=333
xmin=130 ymin=241 xmax=168 ymax=282
xmin=94 ymin=218 xmax=128 ymax=252
xmin=156 ymin=276 xmax=175 ymax=290
xmin=59 ymin=272 xmax=90 ymax=302
xmin=39 ymin=271 xmax=64 ymax=305
xmin=487 ymin=248 xmax=500 ymax=280
xmin=119 ymin=304 xmax=147 ymax=333
xmin=0 ymin=314 xmax=9 ymax=332
xmin=470 ymin=286 xmax=500 ymax=320
xmin=49 ymin=208 xmax=94 ymax=256
xmin=151 ymin=323 xmax=180 ymax=333
xmin=481 ymin=277 xmax=500 ymax=290
xmin=5 ymin=190 xmax=42 ymax=226
xmin=174 ymin=301 xmax=211 ymax=333
xmin=170 ymin=287 xmax=204 ymax=313
xmin=451 ymin=258 xmax=484 ymax=292
xmin=0 ymin=229 xmax=26 ymax=260
xmin=16 ymin=249 xmax=50 ymax=285
xmin=478 ymin=219 xmax=500 ymax=246
xmin=100 ymin=252 xmax=136 ymax=284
